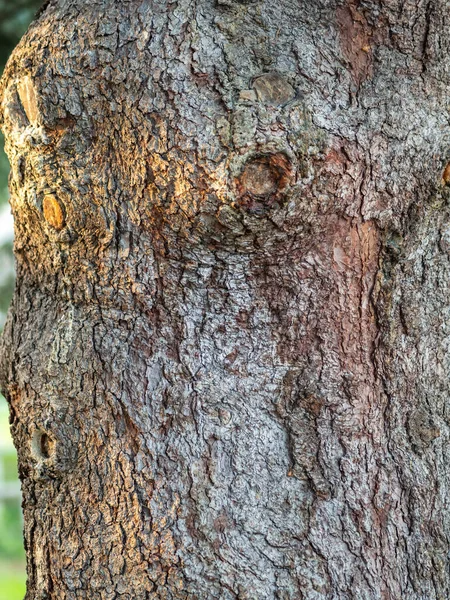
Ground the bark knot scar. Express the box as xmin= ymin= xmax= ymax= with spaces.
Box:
xmin=236 ymin=153 xmax=293 ymax=215
xmin=17 ymin=75 xmax=39 ymax=124
xmin=252 ymin=72 xmax=295 ymax=106
xmin=43 ymin=194 xmax=65 ymax=230
xmin=31 ymin=429 xmax=55 ymax=461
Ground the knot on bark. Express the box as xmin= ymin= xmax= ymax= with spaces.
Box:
xmin=17 ymin=76 xmax=40 ymax=125
xmin=252 ymin=72 xmax=295 ymax=106
xmin=43 ymin=194 xmax=65 ymax=230
xmin=30 ymin=421 xmax=78 ymax=479
xmin=31 ymin=428 xmax=55 ymax=461
xmin=236 ymin=153 xmax=293 ymax=215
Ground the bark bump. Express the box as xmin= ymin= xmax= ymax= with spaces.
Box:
xmin=31 ymin=428 xmax=55 ymax=461
xmin=42 ymin=194 xmax=65 ymax=230
xmin=252 ymin=72 xmax=296 ymax=106
xmin=236 ymin=152 xmax=293 ymax=214
xmin=17 ymin=75 xmax=39 ymax=124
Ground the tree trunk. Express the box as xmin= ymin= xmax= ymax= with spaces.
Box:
xmin=1 ymin=0 xmax=450 ymax=598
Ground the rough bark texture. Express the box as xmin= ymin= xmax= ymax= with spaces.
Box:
xmin=1 ymin=0 xmax=450 ymax=598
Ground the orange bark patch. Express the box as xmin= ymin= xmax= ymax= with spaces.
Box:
xmin=336 ymin=3 xmax=373 ymax=84
xmin=43 ymin=194 xmax=65 ymax=230
xmin=442 ymin=163 xmax=450 ymax=185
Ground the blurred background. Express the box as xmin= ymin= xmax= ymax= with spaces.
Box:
xmin=0 ymin=1 xmax=42 ymax=597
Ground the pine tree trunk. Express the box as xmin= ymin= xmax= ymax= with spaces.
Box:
xmin=1 ymin=0 xmax=450 ymax=598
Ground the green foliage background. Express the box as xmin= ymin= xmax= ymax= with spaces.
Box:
xmin=0 ymin=1 xmax=43 ymax=597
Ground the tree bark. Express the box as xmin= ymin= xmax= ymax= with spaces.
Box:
xmin=1 ymin=0 xmax=450 ymax=598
